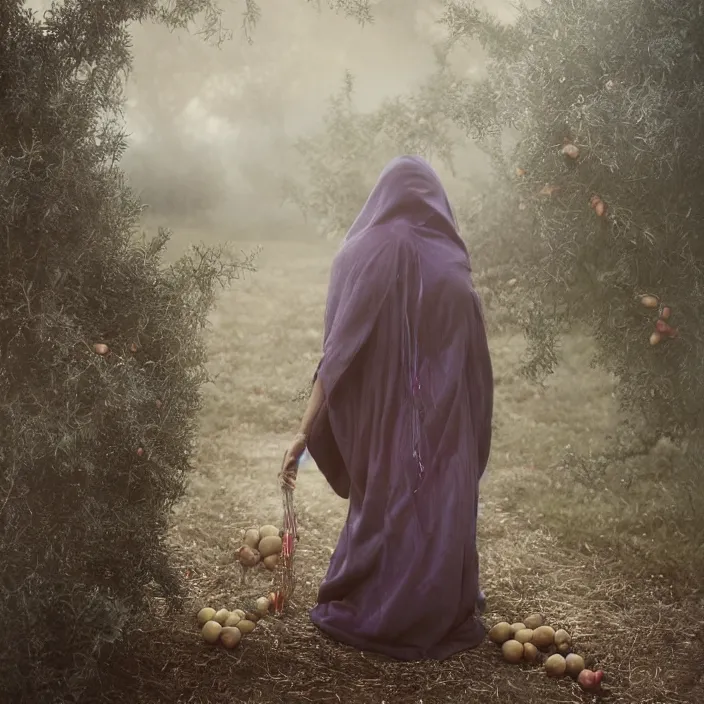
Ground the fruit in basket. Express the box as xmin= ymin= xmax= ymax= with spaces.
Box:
xmin=259 ymin=524 xmax=279 ymax=541
xmin=263 ymin=554 xmax=279 ymax=571
xmin=259 ymin=535 xmax=283 ymax=558
xmin=243 ymin=528 xmax=260 ymax=549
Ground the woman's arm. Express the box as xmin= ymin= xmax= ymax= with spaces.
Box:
xmin=297 ymin=375 xmax=325 ymax=439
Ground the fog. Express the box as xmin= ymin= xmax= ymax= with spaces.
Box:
xmin=28 ymin=0 xmax=529 ymax=240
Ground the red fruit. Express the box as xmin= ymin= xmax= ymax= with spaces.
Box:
xmin=656 ymin=319 xmax=676 ymax=337
xmin=136 ymin=447 xmax=144 ymax=457
xmin=661 ymin=306 xmax=671 ymax=320
xmin=594 ymin=200 xmax=607 ymax=217
xmin=578 ymin=669 xmax=604 ymax=692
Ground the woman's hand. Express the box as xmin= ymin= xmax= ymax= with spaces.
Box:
xmin=280 ymin=432 xmax=307 ymax=489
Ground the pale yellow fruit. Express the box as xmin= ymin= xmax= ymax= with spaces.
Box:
xmin=258 ymin=535 xmax=283 ymax=558
xmin=514 ymin=628 xmax=534 ymax=644
xmin=213 ymin=609 xmax=230 ymax=625
xmin=263 ymin=554 xmax=279 ymax=571
xmin=220 ymin=626 xmax=242 ymax=649
xmin=502 ymin=640 xmax=524 ymax=664
xmin=259 ymin=524 xmax=279 ymax=541
xmin=224 ymin=613 xmax=241 ymax=628
xmin=565 ymin=653 xmax=585 ymax=678
xmin=523 ymin=613 xmax=544 ymax=630
xmin=232 ymin=609 xmax=246 ymax=619
xmin=255 ymin=596 xmax=271 ymax=615
xmin=488 ymin=622 xmax=512 ymax=644
xmin=523 ymin=642 xmax=539 ymax=663
xmin=243 ymin=528 xmax=260 ymax=549
xmin=557 ymin=641 xmax=571 ymax=655
xmin=197 ymin=607 xmax=216 ymax=626
xmin=532 ymin=625 xmax=556 ymax=649
xmin=554 ymin=629 xmax=571 ymax=647
xmin=510 ymin=622 xmax=526 ymax=637
xmin=641 ymin=294 xmax=659 ymax=309
xmin=237 ymin=619 xmax=256 ymax=634
xmin=201 ymin=621 xmax=222 ymax=644
xmin=545 ymin=653 xmax=567 ymax=677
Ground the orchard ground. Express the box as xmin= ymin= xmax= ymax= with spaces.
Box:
xmin=104 ymin=239 xmax=703 ymax=704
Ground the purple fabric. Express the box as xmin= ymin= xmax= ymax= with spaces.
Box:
xmin=309 ymin=155 xmax=493 ymax=661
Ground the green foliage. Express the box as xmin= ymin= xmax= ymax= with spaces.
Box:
xmin=283 ymin=65 xmax=460 ymax=237
xmin=441 ymin=0 xmax=704 ymax=440
xmin=0 ymin=2 xmax=258 ymax=701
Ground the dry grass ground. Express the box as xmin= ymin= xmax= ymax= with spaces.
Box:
xmin=102 ymin=240 xmax=703 ymax=704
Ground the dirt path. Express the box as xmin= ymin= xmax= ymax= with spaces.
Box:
xmin=150 ymin=241 xmax=701 ymax=704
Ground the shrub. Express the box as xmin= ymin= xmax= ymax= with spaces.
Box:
xmin=0 ymin=2 xmax=259 ymax=701
xmin=440 ymin=0 xmax=704 ymax=441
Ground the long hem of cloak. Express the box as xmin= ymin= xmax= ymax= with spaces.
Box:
xmin=309 ymin=604 xmax=486 ymax=662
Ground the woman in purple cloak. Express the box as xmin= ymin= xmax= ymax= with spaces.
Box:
xmin=281 ymin=155 xmax=493 ymax=661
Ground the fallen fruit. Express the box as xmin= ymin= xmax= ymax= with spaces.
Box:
xmin=129 ymin=342 xmax=138 ymax=353
xmin=489 ymin=622 xmax=512 ymax=644
xmin=661 ymin=306 xmax=671 ymax=320
xmin=650 ymin=331 xmax=662 ymax=346
xmin=220 ymin=626 xmax=242 ymax=649
xmin=201 ymin=620 xmax=222 ymax=644
xmin=258 ymin=535 xmax=283 ymax=559
xmin=197 ymin=607 xmax=216 ymax=626
xmin=136 ymin=447 xmax=144 ymax=457
xmin=523 ymin=613 xmax=544 ymax=630
xmin=523 ymin=642 xmax=539 ymax=663
xmin=514 ymin=628 xmax=534 ymax=644
xmin=655 ymin=319 xmax=677 ymax=337
xmin=590 ymin=194 xmax=601 ymax=208
xmin=93 ymin=343 xmax=109 ymax=356
xmin=532 ymin=625 xmax=556 ymax=649
xmin=561 ymin=144 xmax=579 ymax=159
xmin=578 ymin=669 xmax=604 ymax=692
xmin=237 ymin=546 xmax=261 ymax=568
xmin=554 ymin=629 xmax=571 ymax=649
xmin=244 ymin=611 xmax=260 ymax=623
xmin=510 ymin=622 xmax=526 ymax=637
xmin=224 ymin=613 xmax=241 ymax=628
xmin=232 ymin=609 xmax=246 ymax=619
xmin=640 ymin=294 xmax=659 ymax=309
xmin=237 ymin=619 xmax=256 ymax=634
xmin=545 ymin=653 xmax=567 ymax=677
xmin=565 ymin=653 xmax=586 ymax=678
xmin=263 ymin=554 xmax=279 ymax=571
xmin=259 ymin=524 xmax=279 ymax=541
xmin=556 ymin=641 xmax=571 ymax=655
xmin=243 ymin=528 xmax=260 ymax=549
xmin=594 ymin=200 xmax=607 ymax=217
xmin=255 ymin=596 xmax=271 ymax=615
xmin=502 ymin=639 xmax=524 ymax=663
xmin=213 ymin=609 xmax=230 ymax=626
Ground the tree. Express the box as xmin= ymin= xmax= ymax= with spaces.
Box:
xmin=439 ymin=0 xmax=704 ymax=446
xmin=0 ymin=1 xmax=370 ymax=701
